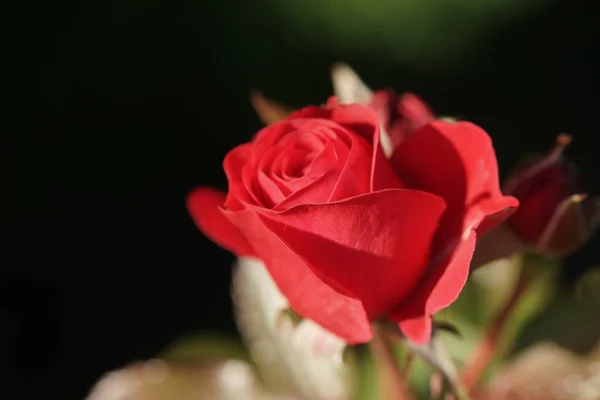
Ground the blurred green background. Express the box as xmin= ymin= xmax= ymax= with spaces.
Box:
xmin=6 ymin=0 xmax=599 ymax=398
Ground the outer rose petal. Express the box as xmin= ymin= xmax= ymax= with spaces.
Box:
xmin=389 ymin=231 xmax=477 ymax=344
xmin=257 ymin=189 xmax=446 ymax=319
xmin=223 ymin=143 xmax=255 ymax=210
xmin=186 ymin=188 xmax=255 ymax=256
xmin=224 ymin=207 xmax=373 ymax=344
xmin=390 ymin=121 xmax=518 ymax=243
xmin=389 ymin=121 xmax=515 ymax=344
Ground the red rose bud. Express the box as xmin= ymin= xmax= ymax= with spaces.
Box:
xmin=504 ymin=134 xmax=600 ymax=257
xmin=369 ymin=89 xmax=436 ymax=149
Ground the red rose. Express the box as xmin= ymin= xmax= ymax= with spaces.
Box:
xmin=504 ymin=134 xmax=600 ymax=256
xmin=370 ymin=89 xmax=436 ymax=149
xmin=187 ymin=99 xmax=517 ymax=344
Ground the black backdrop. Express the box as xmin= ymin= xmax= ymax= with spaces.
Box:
xmin=5 ymin=0 xmax=599 ymax=399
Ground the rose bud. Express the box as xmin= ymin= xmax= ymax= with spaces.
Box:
xmin=187 ymin=99 xmax=517 ymax=345
xmin=504 ymin=134 xmax=600 ymax=257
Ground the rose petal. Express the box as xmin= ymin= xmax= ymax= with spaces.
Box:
xmin=287 ymin=101 xmax=378 ymax=144
xmin=470 ymin=223 xmax=525 ymax=269
xmin=223 ymin=144 xmax=256 ymax=210
xmin=536 ymin=193 xmax=596 ymax=256
xmin=278 ymin=102 xmax=405 ymax=193
xmin=471 ymin=199 xmax=519 ymax=238
xmin=271 ymin=140 xmax=338 ymax=195
xmin=257 ymin=189 xmax=446 ymax=321
xmin=273 ymin=168 xmax=340 ymax=211
xmin=328 ymin=129 xmax=374 ymax=201
xmin=370 ymin=117 xmax=405 ymax=191
xmin=273 ymin=115 xmax=379 ymax=210
xmin=390 ymin=231 xmax=477 ymax=344
xmin=323 ymin=100 xmax=406 ymax=191
xmin=257 ymin=170 xmax=287 ymax=206
xmin=389 ymin=93 xmax=436 ymax=150
xmin=388 ymin=121 xmax=516 ymax=344
xmin=509 ymin=177 xmax=573 ymax=245
xmin=397 ymin=93 xmax=435 ymax=128
xmin=390 ymin=121 xmax=518 ymax=247
xmin=224 ymin=208 xmax=373 ymax=344
xmin=186 ymin=188 xmax=255 ymax=256
xmin=272 ymin=125 xmax=371 ymax=211
xmin=370 ymin=90 xmax=435 ymax=152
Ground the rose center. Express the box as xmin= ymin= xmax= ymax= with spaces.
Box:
xmin=252 ymin=124 xmax=343 ymax=208
xmin=275 ymin=129 xmax=334 ymax=181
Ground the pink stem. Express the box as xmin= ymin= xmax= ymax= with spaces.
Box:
xmin=460 ymin=270 xmax=530 ymax=394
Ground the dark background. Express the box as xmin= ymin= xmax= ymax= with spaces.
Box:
xmin=5 ymin=0 xmax=599 ymax=399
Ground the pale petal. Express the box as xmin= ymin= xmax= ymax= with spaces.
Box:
xmin=232 ymin=257 xmax=351 ymax=400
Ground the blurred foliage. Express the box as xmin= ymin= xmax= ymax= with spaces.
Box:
xmin=161 ymin=333 xmax=251 ymax=364
xmin=439 ymin=256 xmax=558 ymax=358
xmin=576 ymin=266 xmax=600 ymax=304
xmin=128 ymin=256 xmax=600 ymax=399
xmin=347 ymin=344 xmax=381 ymax=400
xmin=513 ymin=267 xmax=600 ymax=355
xmin=218 ymin=0 xmax=550 ymax=73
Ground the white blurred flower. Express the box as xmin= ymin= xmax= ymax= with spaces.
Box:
xmin=86 ymin=359 xmax=300 ymax=400
xmin=232 ymin=257 xmax=351 ymax=400
xmin=480 ymin=343 xmax=600 ymax=400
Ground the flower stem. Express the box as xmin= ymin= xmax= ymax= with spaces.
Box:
xmin=459 ymin=266 xmax=531 ymax=393
xmin=369 ymin=326 xmax=415 ymax=400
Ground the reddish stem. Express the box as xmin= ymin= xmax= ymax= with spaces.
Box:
xmin=460 ymin=270 xmax=530 ymax=394
xmin=370 ymin=328 xmax=416 ymax=400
